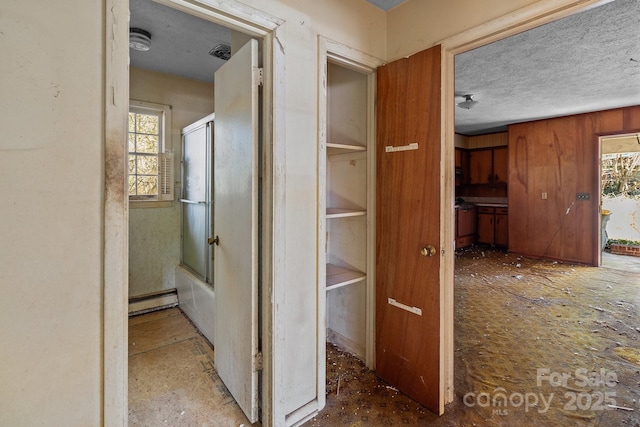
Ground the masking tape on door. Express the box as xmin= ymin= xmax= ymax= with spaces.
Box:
xmin=388 ymin=298 xmax=422 ymax=316
xmin=385 ymin=143 xmax=418 ymax=153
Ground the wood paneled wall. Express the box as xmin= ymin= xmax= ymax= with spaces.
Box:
xmin=455 ymin=132 xmax=508 ymax=149
xmin=508 ymin=105 xmax=640 ymax=265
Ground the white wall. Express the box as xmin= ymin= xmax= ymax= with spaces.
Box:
xmin=231 ymin=1 xmax=386 ymax=420
xmin=0 ymin=1 xmax=103 ymax=425
xmin=128 ymin=67 xmax=214 ymax=297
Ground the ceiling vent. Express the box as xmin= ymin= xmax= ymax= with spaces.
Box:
xmin=457 ymin=94 xmax=479 ymax=110
xmin=209 ymin=44 xmax=231 ymax=61
xmin=130 ymin=28 xmax=152 ymax=51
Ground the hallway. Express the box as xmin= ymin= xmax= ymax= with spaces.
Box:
xmin=129 ymin=248 xmax=640 ymax=426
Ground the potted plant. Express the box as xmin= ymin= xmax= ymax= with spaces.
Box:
xmin=607 ymin=238 xmax=640 ymax=257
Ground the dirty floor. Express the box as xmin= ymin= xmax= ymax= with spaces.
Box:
xmin=128 ymin=308 xmax=257 ymax=426
xmin=308 ymin=247 xmax=640 ymax=426
xmin=129 ymin=248 xmax=640 ymax=426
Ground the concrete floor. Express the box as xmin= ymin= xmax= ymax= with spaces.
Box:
xmin=129 ymin=249 xmax=640 ymax=426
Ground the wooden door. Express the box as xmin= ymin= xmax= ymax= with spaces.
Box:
xmin=213 ymin=39 xmax=260 ymax=423
xmin=376 ymin=45 xmax=443 ymax=414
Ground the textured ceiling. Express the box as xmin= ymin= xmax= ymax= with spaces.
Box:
xmin=455 ymin=0 xmax=640 ymax=135
xmin=129 ymin=0 xmax=229 ymax=83
xmin=129 ymin=0 xmax=640 ymax=135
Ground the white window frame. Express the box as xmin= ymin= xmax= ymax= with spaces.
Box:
xmin=128 ymin=100 xmax=174 ymax=208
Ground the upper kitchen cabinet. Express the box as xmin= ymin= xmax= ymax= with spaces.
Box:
xmin=468 ymin=149 xmax=493 ymax=184
xmin=492 ymin=147 xmax=508 ymax=184
xmin=454 ymin=148 xmax=469 ymax=186
xmin=468 ymin=146 xmax=508 ymax=185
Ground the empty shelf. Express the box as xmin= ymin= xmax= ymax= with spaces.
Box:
xmin=327 ymin=142 xmax=366 ymax=155
xmin=327 ymin=208 xmax=366 ymax=218
xmin=326 ymin=263 xmax=366 ymax=291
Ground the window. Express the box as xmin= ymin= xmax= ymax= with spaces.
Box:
xmin=128 ymin=101 xmax=173 ymax=206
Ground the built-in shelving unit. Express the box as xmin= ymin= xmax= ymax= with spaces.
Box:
xmin=327 ymin=142 xmax=366 ymax=155
xmin=326 ymin=208 xmax=366 ymax=218
xmin=326 ymin=263 xmax=366 ymax=291
xmin=324 ymin=61 xmax=370 ymax=361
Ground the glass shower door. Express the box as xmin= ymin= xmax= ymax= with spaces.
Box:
xmin=180 ymin=118 xmax=213 ymax=283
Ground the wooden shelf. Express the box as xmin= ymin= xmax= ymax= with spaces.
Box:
xmin=327 ymin=208 xmax=366 ymax=218
xmin=326 ymin=263 xmax=366 ymax=291
xmin=327 ymin=142 xmax=366 ymax=155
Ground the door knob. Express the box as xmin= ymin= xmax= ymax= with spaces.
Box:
xmin=208 ymin=235 xmax=220 ymax=246
xmin=420 ymin=245 xmax=437 ymax=257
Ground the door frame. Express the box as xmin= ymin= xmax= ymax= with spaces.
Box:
xmin=596 ymin=131 xmax=640 ymax=266
xmin=438 ymin=0 xmax=610 ymax=404
xmin=103 ymin=0 xmax=283 ymax=424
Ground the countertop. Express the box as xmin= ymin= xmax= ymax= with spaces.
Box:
xmin=456 ymin=197 xmax=508 ymax=209
xmin=475 ymin=203 xmax=508 ymax=208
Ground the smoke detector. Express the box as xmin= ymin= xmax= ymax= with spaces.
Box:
xmin=130 ymin=28 xmax=152 ymax=52
xmin=209 ymin=44 xmax=231 ymax=61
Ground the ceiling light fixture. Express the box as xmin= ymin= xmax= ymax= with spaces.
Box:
xmin=130 ymin=28 xmax=152 ymax=52
xmin=457 ymin=94 xmax=479 ymax=110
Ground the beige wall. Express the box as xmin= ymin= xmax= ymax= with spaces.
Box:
xmin=128 ymin=67 xmax=214 ymax=297
xmin=388 ymin=0 xmax=543 ymax=59
xmin=0 ymin=1 xmax=103 ymax=425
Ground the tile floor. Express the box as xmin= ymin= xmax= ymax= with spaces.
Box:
xmin=129 ymin=248 xmax=640 ymax=426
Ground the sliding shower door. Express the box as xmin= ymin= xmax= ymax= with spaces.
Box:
xmin=180 ymin=114 xmax=214 ymax=284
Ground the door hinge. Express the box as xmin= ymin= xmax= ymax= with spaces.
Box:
xmin=254 ymin=351 xmax=263 ymax=371
xmin=253 ymin=67 xmax=264 ymax=86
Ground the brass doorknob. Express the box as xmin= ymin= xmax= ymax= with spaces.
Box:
xmin=420 ymin=245 xmax=436 ymax=257
xmin=208 ymin=235 xmax=220 ymax=246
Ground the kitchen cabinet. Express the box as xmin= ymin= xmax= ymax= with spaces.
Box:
xmin=455 ymin=148 xmax=469 ymax=186
xmin=492 ymin=147 xmax=508 ymax=184
xmin=468 ymin=147 xmax=508 ymax=185
xmin=495 ymin=208 xmax=509 ymax=246
xmin=477 ymin=206 xmax=508 ymax=246
xmin=468 ymin=149 xmax=493 ymax=184
xmin=455 ymin=205 xmax=476 ymax=248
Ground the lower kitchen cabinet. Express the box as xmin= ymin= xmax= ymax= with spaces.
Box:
xmin=494 ymin=208 xmax=508 ymax=246
xmin=455 ymin=205 xmax=476 ymax=248
xmin=476 ymin=206 xmax=508 ymax=246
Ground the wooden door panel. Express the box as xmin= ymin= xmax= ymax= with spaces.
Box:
xmin=376 ymin=45 xmax=442 ymax=414
xmin=493 ymin=147 xmax=508 ymax=184
xmin=495 ymin=214 xmax=509 ymax=246
xmin=469 ymin=149 xmax=492 ymax=184
xmin=476 ymin=210 xmax=494 ymax=244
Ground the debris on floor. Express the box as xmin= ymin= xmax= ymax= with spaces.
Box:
xmin=308 ymin=246 xmax=640 ymax=426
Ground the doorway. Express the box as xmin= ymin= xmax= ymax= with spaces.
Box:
xmin=124 ymin=0 xmax=276 ymax=424
xmin=447 ymin=0 xmax=620 ymax=415
xmin=599 ymin=133 xmax=640 ymax=271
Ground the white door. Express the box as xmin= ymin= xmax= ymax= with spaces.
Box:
xmin=213 ymin=39 xmax=260 ymax=423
